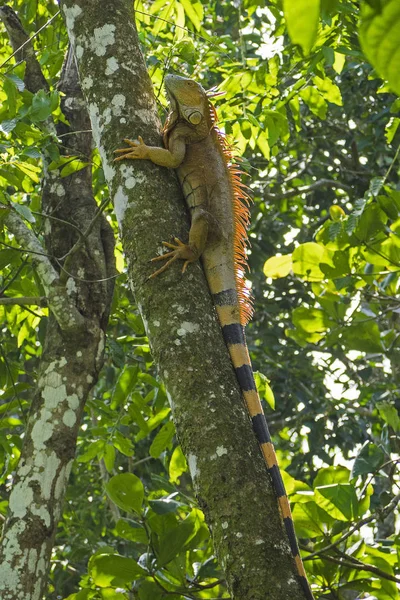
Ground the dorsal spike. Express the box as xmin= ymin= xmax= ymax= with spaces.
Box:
xmin=209 ymin=100 xmax=253 ymax=326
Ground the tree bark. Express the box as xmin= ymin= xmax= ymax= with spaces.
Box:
xmin=0 ymin=9 xmax=115 ymax=600
xmin=58 ymin=1 xmax=310 ymax=598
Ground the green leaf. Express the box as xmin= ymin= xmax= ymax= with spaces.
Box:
xmin=112 ymin=430 xmax=134 ymax=456
xmin=385 ymin=116 xmax=400 ymax=144
xmin=368 ymin=177 xmax=384 ymax=197
xmin=3 ymin=77 xmax=17 ymax=118
xmin=333 ymin=51 xmax=346 ymax=74
xmin=263 ymin=254 xmax=292 ymax=278
xmin=179 ymin=0 xmax=203 ymax=31
xmin=315 ymin=483 xmax=358 ymax=521
xmin=328 ymin=221 xmax=343 ymax=240
xmin=149 ymin=420 xmax=175 ymax=458
xmin=77 ymin=440 xmax=105 ymax=463
xmin=17 ymin=318 xmax=31 ymax=348
xmin=14 ymin=161 xmax=41 ymax=183
xmin=30 ymin=90 xmax=53 ymax=122
xmin=138 ymin=580 xmax=164 ymax=600
xmin=6 ymin=74 xmax=25 ymax=92
xmin=65 ymin=590 xmax=96 ymax=600
xmin=0 ymin=248 xmax=14 ymax=269
xmin=115 ymin=519 xmax=148 ymax=543
xmin=254 ymin=371 xmax=275 ymax=409
xmin=292 ymin=242 xmax=332 ymax=281
xmin=292 ymin=500 xmax=329 ymax=536
xmin=150 ymin=0 xmax=175 ymax=36
xmin=169 ymin=445 xmax=188 ymax=483
xmin=99 ymin=590 xmax=126 ymax=600
xmin=256 ymin=131 xmax=270 ymax=159
xmin=175 ymin=37 xmax=197 ymax=63
xmin=10 ymin=201 xmax=36 ymax=224
xmin=359 ymin=0 xmax=400 ymax=95
xmin=0 ymin=167 xmax=22 ymax=189
xmin=289 ymin=307 xmax=328 ymax=344
xmin=111 ymin=365 xmax=138 ymax=409
xmin=103 ymin=444 xmax=116 ymax=473
xmin=106 ymin=473 xmax=144 ymax=514
xmin=351 ymin=442 xmax=385 ymax=477
xmin=313 ymin=76 xmax=343 ymax=106
xmin=292 ymin=307 xmax=330 ymax=334
xmin=157 ymin=517 xmax=196 ymax=567
xmin=378 ymin=193 xmax=399 ymax=219
xmin=283 ymin=0 xmax=320 ymax=55
xmin=313 ymin=465 xmax=351 ymax=487
xmin=60 ymin=158 xmax=89 ymax=178
xmin=376 ymin=401 xmax=400 ymax=432
xmin=149 ymin=497 xmax=180 ymax=514
xmin=89 ymin=553 xmax=146 ymax=587
xmin=341 ymin=317 xmax=382 ymax=353
xmin=0 ymin=119 xmax=18 ymax=134
xmin=321 ymin=0 xmax=339 ymax=16
xmin=22 ymin=147 xmax=41 ymax=159
xmin=137 ymin=406 xmax=170 ymax=439
xmin=300 ymin=87 xmax=327 ymax=119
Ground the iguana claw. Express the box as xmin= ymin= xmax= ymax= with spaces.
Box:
xmin=149 ymin=238 xmax=198 ymax=279
xmin=114 ymin=136 xmax=149 ymax=161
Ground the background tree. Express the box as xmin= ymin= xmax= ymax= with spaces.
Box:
xmin=0 ymin=0 xmax=399 ymax=599
xmin=0 ymin=5 xmax=115 ymax=599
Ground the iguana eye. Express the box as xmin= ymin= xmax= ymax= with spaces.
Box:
xmin=188 ymin=111 xmax=202 ymax=124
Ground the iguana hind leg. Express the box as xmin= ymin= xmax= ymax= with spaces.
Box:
xmin=149 ymin=211 xmax=209 ymax=279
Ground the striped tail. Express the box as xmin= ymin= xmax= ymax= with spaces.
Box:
xmin=213 ymin=292 xmax=314 ymax=600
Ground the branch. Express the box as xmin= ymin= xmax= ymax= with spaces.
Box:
xmin=264 ymin=179 xmax=351 ymax=201
xmin=0 ymin=257 xmax=29 ymax=295
xmin=59 ymin=197 xmax=111 ymax=282
xmin=5 ymin=210 xmax=84 ymax=331
xmin=304 ymin=493 xmax=400 ymax=561
xmin=0 ymin=6 xmax=57 ymax=93
xmin=317 ymin=552 xmax=400 ymax=584
xmin=0 ymin=296 xmax=47 ymax=307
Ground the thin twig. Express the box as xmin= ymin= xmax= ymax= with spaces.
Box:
xmin=0 ymin=296 xmax=47 ymax=306
xmin=0 ymin=239 xmax=55 ymax=259
xmin=0 ymin=257 xmax=29 ymax=295
xmin=264 ymin=179 xmax=351 ymax=201
xmin=54 ymin=258 xmax=121 ymax=284
xmin=382 ymin=141 xmax=400 ymax=186
xmin=31 ymin=211 xmax=86 ymax=238
xmin=0 ymin=11 xmax=60 ymax=69
xmin=59 ymin=197 xmax=111 ymax=262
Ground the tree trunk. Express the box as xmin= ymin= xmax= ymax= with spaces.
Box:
xmin=58 ymin=1 xmax=309 ymax=598
xmin=0 ymin=10 xmax=115 ymax=600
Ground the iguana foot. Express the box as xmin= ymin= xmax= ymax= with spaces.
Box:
xmin=149 ymin=238 xmax=198 ymax=279
xmin=114 ymin=136 xmax=149 ymax=161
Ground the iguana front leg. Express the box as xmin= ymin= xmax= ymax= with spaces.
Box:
xmin=114 ymin=135 xmax=208 ymax=277
xmin=114 ymin=136 xmax=185 ymax=168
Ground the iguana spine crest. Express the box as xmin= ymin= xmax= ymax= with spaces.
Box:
xmin=212 ymin=121 xmax=254 ymax=326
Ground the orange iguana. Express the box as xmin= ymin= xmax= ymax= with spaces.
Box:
xmin=115 ymin=74 xmax=314 ymax=599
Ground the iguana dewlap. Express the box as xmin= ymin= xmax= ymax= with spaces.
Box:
xmin=115 ymin=74 xmax=314 ymax=600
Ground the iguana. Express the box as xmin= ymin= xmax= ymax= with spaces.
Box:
xmin=115 ymin=74 xmax=314 ymax=600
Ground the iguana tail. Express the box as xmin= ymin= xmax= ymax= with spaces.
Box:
xmin=211 ymin=288 xmax=314 ymax=600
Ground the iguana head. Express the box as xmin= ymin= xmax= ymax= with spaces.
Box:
xmin=164 ymin=74 xmax=211 ymax=127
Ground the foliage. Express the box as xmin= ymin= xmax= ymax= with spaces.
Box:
xmin=1 ymin=0 xmax=399 ymax=598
